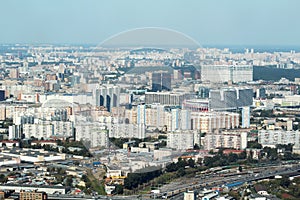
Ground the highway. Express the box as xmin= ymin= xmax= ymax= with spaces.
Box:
xmin=163 ymin=163 xmax=300 ymax=200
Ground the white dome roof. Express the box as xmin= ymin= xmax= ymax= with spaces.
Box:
xmin=42 ymin=99 xmax=73 ymax=108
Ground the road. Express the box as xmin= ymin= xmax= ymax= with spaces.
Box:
xmin=166 ymin=163 xmax=300 ymax=200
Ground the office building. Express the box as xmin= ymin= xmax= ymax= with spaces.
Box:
xmin=0 ymin=90 xmax=5 ymax=101
xmin=256 ymin=88 xmax=266 ymax=99
xmin=210 ymin=87 xmax=253 ymax=110
xmin=198 ymin=87 xmax=210 ymax=98
xmin=151 ymin=71 xmax=171 ymax=92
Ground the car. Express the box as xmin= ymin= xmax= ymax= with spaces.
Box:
xmin=162 ymin=193 xmax=168 ymax=199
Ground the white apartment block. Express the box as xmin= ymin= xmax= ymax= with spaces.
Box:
xmin=109 ymin=123 xmax=146 ymax=139
xmin=125 ymin=106 xmax=239 ymax=133
xmin=204 ymin=130 xmax=248 ymax=150
xmin=23 ymin=122 xmax=54 ymax=139
xmin=190 ymin=111 xmax=239 ymax=133
xmin=9 ymin=125 xmax=22 ymax=139
xmin=258 ymin=130 xmax=300 ymax=148
xmin=125 ymin=105 xmax=167 ymax=129
xmin=145 ymin=105 xmax=166 ymax=128
xmin=201 ymin=65 xmax=253 ymax=83
xmin=125 ymin=109 xmax=137 ymax=124
xmin=75 ymin=122 xmax=109 ymax=148
xmin=98 ymin=114 xmax=146 ymax=139
xmin=167 ymin=130 xmax=199 ymax=150
xmin=52 ymin=121 xmax=73 ymax=138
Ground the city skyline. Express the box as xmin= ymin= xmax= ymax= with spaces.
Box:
xmin=1 ymin=0 xmax=300 ymax=45
xmin=1 ymin=1 xmax=300 ymax=199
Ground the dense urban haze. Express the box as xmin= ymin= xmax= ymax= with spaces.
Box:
xmin=1 ymin=0 xmax=300 ymax=45
xmin=0 ymin=1 xmax=300 ymax=200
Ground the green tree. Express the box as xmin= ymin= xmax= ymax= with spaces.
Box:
xmin=176 ymin=168 xmax=186 ymax=177
xmin=114 ymin=184 xmax=123 ymax=194
xmin=247 ymin=141 xmax=262 ymax=149
xmin=188 ymin=158 xmax=195 ymax=168
xmin=165 ymin=162 xmax=178 ymax=172
xmin=177 ymin=157 xmax=187 ymax=169
xmin=65 ymin=176 xmax=73 ymax=187
xmin=280 ymin=177 xmax=290 ymax=188
xmin=228 ymin=153 xmax=238 ymax=163
xmin=238 ymin=151 xmax=247 ymax=159
xmin=0 ymin=174 xmax=7 ymax=183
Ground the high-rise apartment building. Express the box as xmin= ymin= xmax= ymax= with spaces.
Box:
xmin=167 ymin=130 xmax=199 ymax=150
xmin=204 ymin=130 xmax=248 ymax=150
xmin=75 ymin=122 xmax=109 ymax=148
xmin=242 ymin=107 xmax=250 ymax=128
xmin=171 ymin=109 xmax=191 ymax=131
xmin=145 ymin=92 xmax=186 ymax=106
xmin=96 ymin=85 xmax=120 ymax=112
xmin=190 ymin=111 xmax=239 ymax=133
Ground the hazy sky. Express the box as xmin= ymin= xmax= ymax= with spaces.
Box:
xmin=1 ymin=0 xmax=300 ymax=45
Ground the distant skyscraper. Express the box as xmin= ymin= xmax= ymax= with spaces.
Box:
xmin=151 ymin=72 xmax=171 ymax=92
xmin=0 ymin=90 xmax=5 ymax=101
xmin=256 ymin=88 xmax=266 ymax=99
xmin=9 ymin=68 xmax=19 ymax=79
xmin=173 ymin=69 xmax=182 ymax=80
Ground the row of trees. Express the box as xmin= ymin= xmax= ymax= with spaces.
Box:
xmin=203 ymin=150 xmax=246 ymax=168
xmin=124 ymin=168 xmax=162 ymax=190
xmin=165 ymin=157 xmax=196 ymax=173
xmin=109 ymin=137 xmax=165 ymax=149
xmin=19 ymin=139 xmax=92 ymax=157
